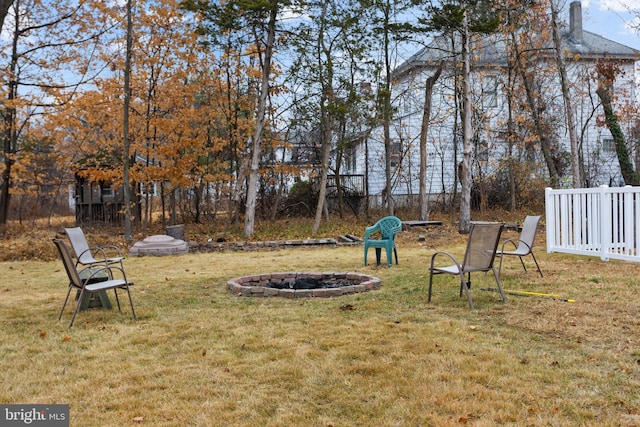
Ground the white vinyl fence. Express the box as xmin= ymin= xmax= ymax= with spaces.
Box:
xmin=545 ymin=186 xmax=640 ymax=262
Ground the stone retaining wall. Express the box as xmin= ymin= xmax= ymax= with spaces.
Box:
xmin=190 ymin=238 xmax=352 ymax=253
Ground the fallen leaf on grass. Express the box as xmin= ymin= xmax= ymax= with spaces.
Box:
xmin=340 ymin=304 xmax=356 ymax=311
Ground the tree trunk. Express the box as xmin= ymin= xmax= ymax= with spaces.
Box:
xmin=0 ymin=0 xmax=12 ymax=32
xmin=312 ymin=0 xmax=333 ymax=235
xmin=335 ymin=148 xmax=344 ymax=218
xmin=0 ymin=2 xmax=19 ymax=226
xmin=313 ymin=130 xmax=332 ymax=234
xmin=381 ymin=0 xmax=394 ymax=216
xmin=508 ymin=27 xmax=560 ymax=188
xmin=459 ymin=13 xmax=472 ymax=234
xmin=244 ymin=7 xmax=277 ymax=238
xmin=232 ymin=156 xmax=248 ymax=227
xmin=123 ymin=0 xmax=133 ymax=241
xmin=596 ymin=85 xmax=640 ymax=185
xmin=170 ymin=187 xmax=177 ymax=225
xmin=419 ymin=64 xmax=443 ymax=221
xmin=550 ymin=0 xmax=582 ymax=187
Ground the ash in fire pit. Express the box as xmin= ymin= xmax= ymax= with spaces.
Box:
xmin=268 ymin=276 xmax=360 ymax=290
xmin=227 ymin=272 xmax=381 ymax=298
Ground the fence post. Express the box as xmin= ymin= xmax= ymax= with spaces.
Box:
xmin=545 ymin=187 xmax=555 ymax=253
xmin=599 ymin=185 xmax=610 ymax=261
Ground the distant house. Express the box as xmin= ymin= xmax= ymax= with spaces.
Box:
xmin=344 ymin=1 xmax=639 ymax=208
xmin=71 ymin=156 xmax=153 ymax=224
xmin=72 ymin=173 xmax=127 ymax=224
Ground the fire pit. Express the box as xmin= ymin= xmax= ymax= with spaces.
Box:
xmin=227 ymin=272 xmax=381 ymax=298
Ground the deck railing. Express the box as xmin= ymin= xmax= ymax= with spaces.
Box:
xmin=545 ymin=186 xmax=640 ymax=261
xmin=326 ymin=174 xmax=365 ymax=196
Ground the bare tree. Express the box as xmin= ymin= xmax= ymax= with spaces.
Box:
xmin=549 ymin=0 xmax=582 ymax=187
xmin=422 ymin=0 xmax=501 ymax=232
xmin=595 ymin=60 xmax=640 ymax=186
xmin=418 ymin=64 xmax=442 ymax=221
xmin=123 ymin=0 xmax=133 ymax=241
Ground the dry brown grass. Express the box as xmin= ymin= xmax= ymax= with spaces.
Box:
xmin=1 ymin=215 xmax=640 ymax=426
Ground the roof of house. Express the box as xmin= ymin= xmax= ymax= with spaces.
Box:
xmin=394 ymin=5 xmax=639 ymax=78
xmin=568 ymin=29 xmax=638 ymax=58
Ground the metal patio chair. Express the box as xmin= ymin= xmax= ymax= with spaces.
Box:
xmin=64 ymin=227 xmax=124 ymax=269
xmin=496 ymin=215 xmax=543 ymax=278
xmin=53 ymin=238 xmax=136 ymax=328
xmin=428 ymin=222 xmax=506 ymax=309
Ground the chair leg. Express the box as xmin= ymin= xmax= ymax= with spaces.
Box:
xmin=375 ymin=248 xmax=382 ymax=266
xmin=126 ymin=287 xmax=137 ymax=320
xmin=113 ymin=289 xmax=122 ymax=312
xmin=530 ymin=253 xmax=543 ymax=277
xmin=519 ymin=256 xmax=528 ymax=273
xmin=427 ymin=271 xmax=434 ymax=303
xmin=492 ymin=268 xmax=507 ymax=302
xmin=459 ymin=274 xmax=474 ymax=309
xmin=69 ymin=289 xmax=86 ymax=328
xmin=58 ymin=286 xmax=73 ymax=321
xmin=459 ymin=272 xmax=471 ymax=296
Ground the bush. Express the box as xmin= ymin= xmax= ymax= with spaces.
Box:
xmin=472 ymin=162 xmax=546 ymax=212
xmin=280 ymin=181 xmax=317 ymax=217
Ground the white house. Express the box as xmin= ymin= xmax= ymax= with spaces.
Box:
xmin=344 ymin=1 xmax=639 ymax=209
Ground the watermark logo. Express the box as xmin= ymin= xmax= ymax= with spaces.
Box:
xmin=0 ymin=405 xmax=69 ymax=426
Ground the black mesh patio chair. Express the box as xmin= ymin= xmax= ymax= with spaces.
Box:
xmin=428 ymin=222 xmax=506 ymax=309
xmin=53 ymin=238 xmax=136 ymax=328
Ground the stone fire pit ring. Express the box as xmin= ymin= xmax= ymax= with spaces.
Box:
xmin=227 ymin=272 xmax=381 ymax=298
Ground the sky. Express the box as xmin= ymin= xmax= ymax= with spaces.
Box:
xmin=580 ymin=0 xmax=640 ymax=50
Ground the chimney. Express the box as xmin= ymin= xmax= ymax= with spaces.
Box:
xmin=570 ymin=1 xmax=583 ymax=44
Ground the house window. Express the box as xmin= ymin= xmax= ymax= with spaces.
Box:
xmin=477 ymin=144 xmax=489 ymax=163
xmin=403 ymin=97 xmax=412 ymax=114
xmin=602 ymin=138 xmax=615 ymax=153
xmin=141 ymin=183 xmax=158 ymax=197
xmin=391 ymin=142 xmax=402 ymax=167
xmin=343 ymin=148 xmax=357 ymax=173
xmin=482 ymin=76 xmax=498 ymax=108
xmin=402 ymin=88 xmax=420 ymax=115
xmin=101 ymin=186 xmax=114 ymax=197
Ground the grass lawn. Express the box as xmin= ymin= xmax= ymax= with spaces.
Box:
xmin=1 ymin=221 xmax=640 ymax=426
